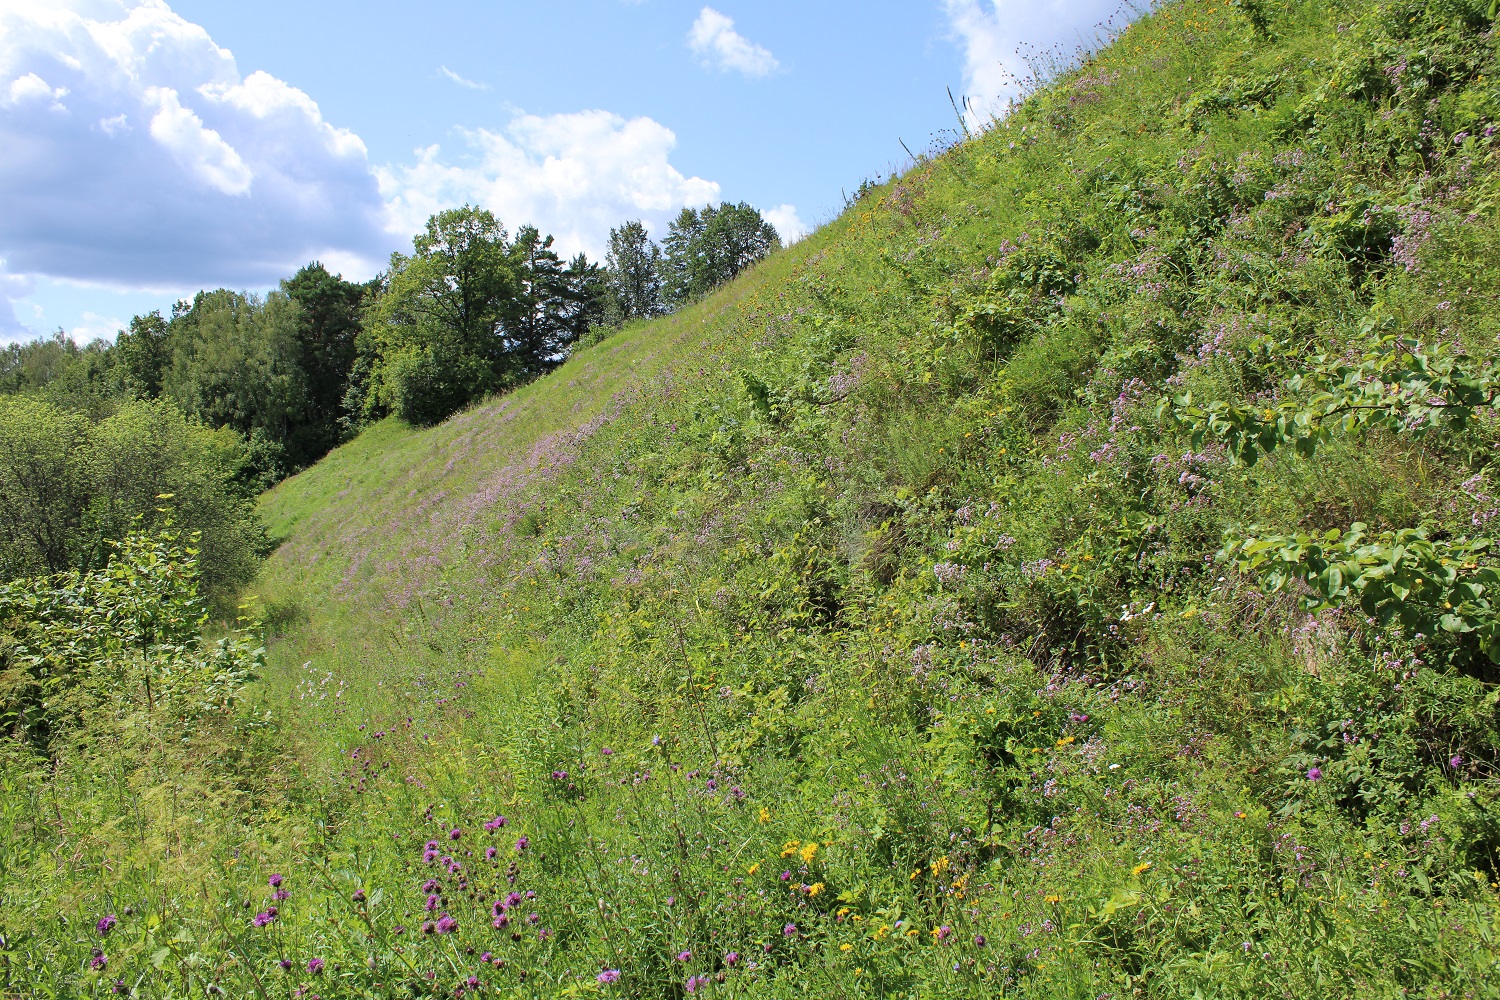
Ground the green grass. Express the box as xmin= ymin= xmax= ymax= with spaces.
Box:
xmin=9 ymin=0 xmax=1500 ymax=995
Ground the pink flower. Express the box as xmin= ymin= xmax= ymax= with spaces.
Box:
xmin=597 ymin=969 xmax=621 ymax=984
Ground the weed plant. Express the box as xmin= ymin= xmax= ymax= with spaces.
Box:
xmin=8 ymin=0 xmax=1500 ymax=996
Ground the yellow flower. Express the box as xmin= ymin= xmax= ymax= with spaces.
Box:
xmin=1132 ymin=861 xmax=1152 ymax=876
xmin=757 ymin=807 xmax=770 ymax=824
xmin=837 ymin=907 xmax=850 ymax=918
xmin=930 ymin=856 xmax=950 ymax=876
xmin=840 ymin=943 xmax=853 ymax=953
xmin=851 ymin=914 xmax=863 ymax=923
xmin=1044 ymin=894 xmax=1062 ymax=904
xmin=800 ymin=843 xmax=818 ymax=865
xmin=1056 ymin=735 xmax=1075 ymax=746
xmin=874 ymin=925 xmax=890 ymax=939
xmin=781 ymin=840 xmax=801 ymax=858
xmin=747 ymin=863 xmax=760 ymax=876
xmin=910 ymin=870 xmax=921 ymax=881
xmin=807 ymin=882 xmax=825 ymax=897
xmin=906 ymin=928 xmax=919 ymax=937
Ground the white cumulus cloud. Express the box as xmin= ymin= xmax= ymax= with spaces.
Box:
xmin=688 ymin=8 xmax=779 ymax=78
xmin=762 ymin=204 xmax=807 ymax=244
xmin=942 ymin=0 xmax=1129 ymax=122
xmin=0 ymin=0 xmax=391 ymax=289
xmin=438 ymin=66 xmax=489 ymax=91
xmin=379 ymin=110 xmax=721 ymax=261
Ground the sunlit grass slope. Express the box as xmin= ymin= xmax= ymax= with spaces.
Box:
xmin=13 ymin=0 xmax=1500 ymax=995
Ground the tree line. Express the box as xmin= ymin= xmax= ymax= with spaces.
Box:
xmin=0 ymin=201 xmax=781 ymax=596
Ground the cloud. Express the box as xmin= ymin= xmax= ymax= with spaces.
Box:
xmin=438 ymin=66 xmax=489 ymax=91
xmin=0 ymin=263 xmax=36 ymax=342
xmin=942 ymin=0 xmax=1127 ymax=121
xmin=0 ymin=0 xmax=392 ymax=289
xmin=688 ymin=8 xmax=779 ymax=78
xmin=378 ymin=110 xmax=721 ymax=260
xmin=762 ymin=204 xmax=807 ymax=244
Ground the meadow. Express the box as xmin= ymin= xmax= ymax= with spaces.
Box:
xmin=6 ymin=0 xmax=1500 ymax=995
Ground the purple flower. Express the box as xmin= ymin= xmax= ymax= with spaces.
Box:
xmin=253 ymin=910 xmax=277 ymax=927
xmin=492 ymin=914 xmax=510 ymax=929
xmin=268 ymin=874 xmax=284 ymax=888
xmin=485 ymin=846 xmax=498 ymax=860
xmin=426 ymin=894 xmax=440 ymax=912
xmin=537 ymin=927 xmax=552 ymax=941
xmin=272 ymin=889 xmax=289 ymax=902
xmin=974 ymin=934 xmax=987 ymax=947
xmin=352 ymin=889 xmax=365 ymax=903
xmin=484 ymin=815 xmax=508 ymax=831
xmin=724 ymin=952 xmax=739 ymax=966
xmin=515 ymin=837 xmax=529 ymax=852
xmin=112 ymin=979 xmax=128 ymax=994
xmin=505 ymin=892 xmax=522 ymax=909
xmin=422 ymin=920 xmax=436 ymax=934
xmin=551 ymin=770 xmax=568 ymax=781
xmin=1451 ymin=754 xmax=1464 ymax=768
xmin=307 ymin=958 xmax=324 ymax=975
xmin=1307 ymin=767 xmax=1323 ymax=781
xmin=279 ymin=959 xmax=292 ymax=971
xmin=423 ymin=849 xmax=440 ymax=864
xmin=481 ymin=952 xmax=492 ymax=963
xmin=96 ymin=915 xmax=117 ymax=936
xmin=936 ymin=925 xmax=953 ymax=941
xmin=436 ymin=913 xmax=457 ymax=934
xmin=677 ymin=950 xmax=692 ymax=962
xmin=597 ymin=969 xmax=621 ymax=984
xmin=91 ymin=950 xmax=108 ymax=971
xmin=449 ymin=827 xmax=462 ymax=840
xmin=601 ymin=747 xmax=613 ymax=756
xmin=426 ymin=840 xmax=440 ymax=851
xmin=526 ymin=912 xmax=540 ymax=925
xmin=422 ymin=879 xmax=438 ymax=892
xmin=685 ymin=975 xmax=709 ymax=994
xmin=783 ymin=923 xmax=797 ymax=937
xmin=779 ymin=871 xmax=792 ymax=881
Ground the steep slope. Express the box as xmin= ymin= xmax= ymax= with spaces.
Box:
xmin=11 ymin=0 xmax=1500 ymax=996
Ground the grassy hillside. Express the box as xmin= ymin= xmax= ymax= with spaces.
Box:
xmin=9 ymin=0 xmax=1500 ymax=995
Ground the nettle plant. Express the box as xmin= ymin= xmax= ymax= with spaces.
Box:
xmin=1162 ymin=325 xmax=1500 ymax=667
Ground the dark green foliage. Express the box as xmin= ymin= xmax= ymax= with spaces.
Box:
xmin=662 ymin=201 xmax=781 ymax=304
xmin=281 ymin=262 xmax=369 ymax=462
xmin=605 ymin=219 xmax=665 ymax=321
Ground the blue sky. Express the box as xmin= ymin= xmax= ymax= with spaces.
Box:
xmin=0 ymin=0 xmax=1127 ymax=343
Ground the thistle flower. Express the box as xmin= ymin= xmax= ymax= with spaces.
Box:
xmin=597 ymin=969 xmax=621 ymax=983
xmin=1307 ymin=767 xmax=1323 ymax=781
xmin=268 ymin=874 xmax=284 ymax=888
xmin=677 ymin=950 xmax=692 ymax=962
xmin=484 ymin=816 xmax=508 ymax=831
xmin=96 ymin=915 xmax=117 ymax=936
xmin=436 ymin=913 xmax=457 ymax=934
xmin=783 ymin=923 xmax=797 ymax=937
xmin=449 ymin=828 xmax=462 ymax=840
xmin=515 ymin=837 xmax=529 ymax=852
xmin=685 ymin=975 xmax=709 ymax=993
xmin=253 ymin=910 xmax=277 ymax=928
xmin=426 ymin=894 xmax=440 ymax=911
xmin=307 ymin=958 xmax=324 ymax=975
xmin=90 ymin=950 xmax=108 ymax=971
xmin=486 ymin=847 xmax=498 ymax=860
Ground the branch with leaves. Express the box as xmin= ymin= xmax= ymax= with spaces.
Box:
xmin=1158 ymin=332 xmax=1500 ymax=466
xmin=1223 ymin=523 xmax=1500 ymax=663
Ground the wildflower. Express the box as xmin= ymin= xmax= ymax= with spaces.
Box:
xmin=780 ymin=840 xmax=800 ymax=858
xmin=426 ymin=894 xmax=440 ymax=912
xmin=757 ymin=807 xmax=769 ymax=823
xmin=279 ymin=959 xmax=292 ymax=971
xmin=449 ymin=828 xmax=462 ymax=841
xmin=96 ymin=915 xmax=117 ymax=936
xmin=526 ymin=912 xmax=540 ymax=925
xmin=601 ymin=747 xmax=613 ymax=756
xmin=436 ymin=913 xmax=457 ymax=934
xmin=481 ymin=952 xmax=492 ymax=963
xmin=307 ymin=958 xmax=324 ymax=975
xmin=807 ymin=882 xmax=824 ymax=897
xmin=515 ymin=837 xmax=529 ymax=852
xmin=505 ymin=892 xmax=523 ymax=909
xmin=677 ymin=951 xmax=692 ymax=962
xmin=800 ymin=843 xmax=818 ymax=864
xmin=537 ymin=927 xmax=552 ymax=941
xmin=840 ymin=943 xmax=853 ymax=952
xmin=973 ymin=934 xmax=987 ymax=947
xmin=780 ymin=871 xmax=792 ymax=881
xmin=783 ymin=923 xmax=797 ymax=937
xmin=1046 ymin=893 xmax=1064 ymax=902
xmin=550 ymin=770 xmax=568 ymax=780
xmin=1307 ymin=767 xmax=1323 ymax=781
xmin=422 ymin=920 xmax=437 ymax=934
xmin=934 ymin=925 xmax=953 ymax=941
xmin=268 ymin=874 xmax=284 ymax=889
xmin=484 ymin=815 xmax=508 ymax=831
xmin=493 ymin=914 xmax=510 ymax=929
xmin=1451 ymin=754 xmax=1464 ymax=768
xmin=352 ymin=889 xmax=366 ymax=903
xmin=112 ymin=979 xmax=128 ymax=994
xmin=485 ymin=846 xmax=498 ymax=860
xmin=423 ymin=879 xmax=439 ymax=892
xmin=598 ymin=969 xmax=621 ymax=984
xmin=423 ymin=849 xmax=440 ymax=864
xmin=272 ymin=888 xmax=289 ymax=902
xmin=1131 ymin=862 xmax=1151 ymax=876
xmin=747 ymin=863 xmax=759 ymax=876
xmin=685 ymin=976 xmax=709 ymax=994
xmin=91 ymin=950 xmax=108 ymax=971
xmin=253 ymin=910 xmax=277 ymax=927
xmin=724 ymin=952 xmax=739 ymax=966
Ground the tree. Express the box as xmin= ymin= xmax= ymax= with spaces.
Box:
xmin=114 ymin=310 xmax=171 ymax=399
xmin=364 ymin=206 xmax=520 ymax=425
xmin=605 ymin=221 xmax=664 ymax=321
xmin=0 ymin=396 xmax=89 ymax=575
xmin=162 ymin=289 xmax=310 ymax=485
xmin=662 ymin=202 xmax=781 ymax=305
xmin=281 ymin=262 xmax=369 ymax=462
